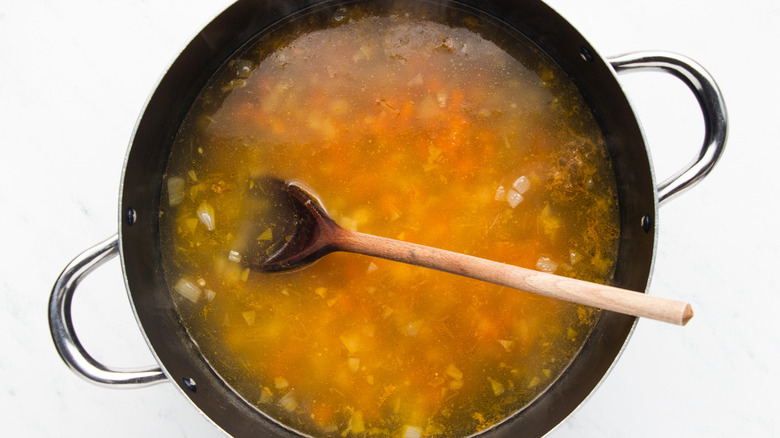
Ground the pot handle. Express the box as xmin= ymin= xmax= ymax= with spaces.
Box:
xmin=48 ymin=234 xmax=167 ymax=387
xmin=609 ymin=51 xmax=728 ymax=205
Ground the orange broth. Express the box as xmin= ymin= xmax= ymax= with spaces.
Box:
xmin=160 ymin=12 xmax=619 ymax=438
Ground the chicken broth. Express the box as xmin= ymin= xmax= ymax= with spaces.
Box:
xmin=160 ymin=10 xmax=619 ymax=438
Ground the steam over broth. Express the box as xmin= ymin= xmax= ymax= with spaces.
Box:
xmin=160 ymin=9 xmax=619 ymax=438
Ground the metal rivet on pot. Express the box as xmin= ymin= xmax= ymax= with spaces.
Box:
xmin=579 ymin=46 xmax=594 ymax=62
xmin=125 ymin=207 xmax=137 ymax=226
xmin=182 ymin=377 xmax=197 ymax=393
xmin=641 ymin=214 xmax=652 ymax=233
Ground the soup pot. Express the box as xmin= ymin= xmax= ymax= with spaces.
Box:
xmin=49 ymin=0 xmax=727 ymax=436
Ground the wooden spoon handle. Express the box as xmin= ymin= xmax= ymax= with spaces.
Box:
xmin=338 ymin=230 xmax=692 ymax=326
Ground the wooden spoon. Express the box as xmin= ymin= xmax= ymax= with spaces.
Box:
xmin=240 ymin=177 xmax=693 ymax=326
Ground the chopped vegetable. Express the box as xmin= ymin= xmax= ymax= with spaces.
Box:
xmin=260 ymin=388 xmax=273 ymax=404
xmin=258 ymin=228 xmax=273 ymax=241
xmin=403 ymin=425 xmax=422 ymax=438
xmin=184 ymin=218 xmax=198 ymax=234
xmin=506 ymin=189 xmax=523 ymax=208
xmin=538 ymin=203 xmax=561 ymax=238
xmin=228 ymin=250 xmax=241 ymax=263
xmin=536 ymin=257 xmax=558 ymax=274
xmin=348 ymin=410 xmax=365 ymax=434
xmin=494 ymin=184 xmax=506 ymax=201
xmin=487 ymin=377 xmax=505 ymax=396
xmin=340 ymin=333 xmax=360 ymax=354
xmin=348 ymin=358 xmax=360 ymax=372
xmin=173 ymin=278 xmax=201 ymax=303
xmin=242 ymin=310 xmax=256 ymax=325
xmin=196 ymin=201 xmax=216 ymax=231
xmin=167 ymin=177 xmax=185 ymax=206
xmin=405 ymin=320 xmax=423 ymax=336
xmin=275 ymin=376 xmax=289 ymax=390
xmin=279 ymin=390 xmax=298 ymax=412
xmin=437 ymin=92 xmax=448 ymax=108
xmin=512 ymin=175 xmax=530 ymax=194
xmin=445 ymin=363 xmax=463 ymax=380
xmin=259 ymin=387 xmax=273 ymax=404
xmin=408 ymin=73 xmax=423 ymax=87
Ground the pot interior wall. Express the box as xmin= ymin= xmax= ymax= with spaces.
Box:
xmin=119 ymin=0 xmax=656 ymax=436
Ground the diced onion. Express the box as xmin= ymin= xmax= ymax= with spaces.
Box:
xmin=494 ymin=184 xmax=506 ymax=201
xmin=228 ymin=250 xmax=241 ymax=263
xmin=512 ymin=175 xmax=530 ymax=194
xmin=234 ymin=59 xmax=254 ymax=78
xmin=506 ymin=189 xmax=523 ymax=208
xmin=498 ymin=339 xmax=513 ymax=351
xmin=185 ymin=218 xmax=198 ymax=234
xmin=197 ymin=201 xmax=216 ymax=231
xmin=242 ymin=310 xmax=256 ymax=325
xmin=258 ymin=228 xmax=273 ymax=241
xmin=348 ymin=357 xmax=360 ymax=372
xmin=167 ymin=177 xmax=185 ymax=206
xmin=278 ymin=390 xmax=298 ymax=412
xmin=536 ymin=256 xmax=558 ymax=274
xmin=437 ymin=92 xmax=447 ymax=108
xmin=340 ymin=333 xmax=360 ymax=354
xmin=204 ymin=289 xmax=216 ymax=302
xmin=403 ymin=425 xmax=422 ymax=438
xmin=405 ymin=320 xmax=423 ymax=336
xmin=173 ymin=278 xmax=201 ymax=303
xmin=445 ymin=363 xmax=463 ymax=380
xmin=259 ymin=388 xmax=273 ymax=404
xmin=274 ymin=376 xmax=289 ymax=390
xmin=367 ymin=262 xmax=378 ymax=274
xmin=407 ymin=73 xmax=423 ymax=87
xmin=349 ymin=410 xmax=365 ymax=434
xmin=488 ymin=377 xmax=505 ymax=396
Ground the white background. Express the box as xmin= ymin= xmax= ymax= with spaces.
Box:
xmin=1 ymin=0 xmax=777 ymax=436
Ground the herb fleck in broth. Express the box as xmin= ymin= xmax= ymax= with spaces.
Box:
xmin=160 ymin=12 xmax=619 ymax=438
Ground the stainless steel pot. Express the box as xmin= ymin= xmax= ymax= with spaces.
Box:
xmin=49 ymin=0 xmax=727 ymax=436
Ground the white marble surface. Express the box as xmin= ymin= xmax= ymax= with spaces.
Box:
xmin=1 ymin=0 xmax=777 ymax=436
